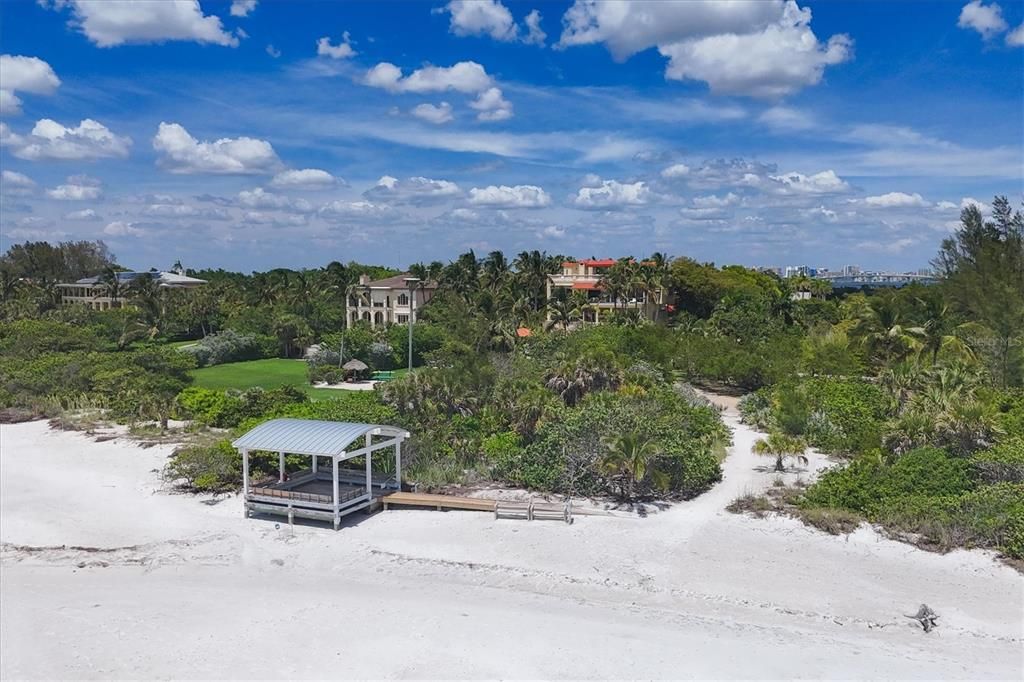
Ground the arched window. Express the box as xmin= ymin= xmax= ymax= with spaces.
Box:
xmin=374 ymin=312 xmax=384 ymax=325
xmin=397 ymin=293 xmax=409 ymax=306
xmin=361 ymin=311 xmax=371 ymax=321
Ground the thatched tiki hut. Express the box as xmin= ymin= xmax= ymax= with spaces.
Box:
xmin=342 ymin=358 xmax=370 ymax=381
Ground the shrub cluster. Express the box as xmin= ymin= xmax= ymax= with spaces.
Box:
xmin=175 ymin=385 xmax=308 ymax=428
xmin=184 ymin=330 xmax=274 ymax=367
xmin=802 ymin=447 xmax=1024 ymax=558
xmin=499 ymin=389 xmax=727 ymax=499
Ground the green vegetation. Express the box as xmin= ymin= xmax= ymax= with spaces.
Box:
xmin=192 ymin=358 xmax=336 ymax=399
xmin=1 ymin=198 xmax=1021 ymax=555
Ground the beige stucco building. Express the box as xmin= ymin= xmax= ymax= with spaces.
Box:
xmin=347 ymin=273 xmax=437 ymax=328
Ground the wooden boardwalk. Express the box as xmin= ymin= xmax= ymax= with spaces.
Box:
xmin=382 ymin=492 xmax=573 ymax=523
xmin=382 ymin=492 xmax=497 ymax=512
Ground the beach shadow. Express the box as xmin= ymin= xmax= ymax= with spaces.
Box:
xmin=752 ymin=464 xmax=809 ymax=474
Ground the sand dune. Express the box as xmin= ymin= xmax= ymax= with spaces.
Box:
xmin=1 ymin=413 xmax=1021 ymax=680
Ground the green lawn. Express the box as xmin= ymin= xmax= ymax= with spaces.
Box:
xmin=191 ymin=358 xmax=407 ymax=399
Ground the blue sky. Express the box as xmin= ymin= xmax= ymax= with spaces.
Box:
xmin=1 ymin=0 xmax=1021 ymax=272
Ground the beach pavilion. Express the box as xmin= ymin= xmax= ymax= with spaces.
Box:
xmin=232 ymin=418 xmax=409 ymax=529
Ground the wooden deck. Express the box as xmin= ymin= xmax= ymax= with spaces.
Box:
xmin=382 ymin=492 xmax=497 ymax=512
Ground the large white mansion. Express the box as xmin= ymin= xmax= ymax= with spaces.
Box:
xmin=58 ymin=269 xmax=207 ymax=310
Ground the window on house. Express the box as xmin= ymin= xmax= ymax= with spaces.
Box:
xmin=397 ymin=314 xmax=409 ymax=324
xmin=397 ymin=293 xmax=409 ymax=306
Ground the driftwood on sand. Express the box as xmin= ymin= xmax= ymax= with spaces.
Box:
xmin=905 ymin=604 xmax=939 ymax=632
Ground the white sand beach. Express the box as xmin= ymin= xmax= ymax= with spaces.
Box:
xmin=1 ymin=409 xmax=1021 ymax=680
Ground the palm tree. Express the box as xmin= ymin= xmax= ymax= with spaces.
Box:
xmin=545 ymin=350 xmax=624 ymax=406
xmin=97 ymin=266 xmax=126 ymax=308
xmin=514 ymin=250 xmax=557 ymax=312
xmin=753 ymin=432 xmax=809 ymax=472
xmin=482 ymin=250 xmax=511 ymax=290
xmin=129 ymin=272 xmax=164 ymax=339
xmin=0 ymin=267 xmax=20 ymax=302
xmin=850 ymin=294 xmax=923 ymax=367
xmin=809 ymin=278 xmax=832 ymax=300
xmin=599 ymin=432 xmax=666 ymax=500
xmin=915 ymin=299 xmax=974 ymax=364
xmin=545 ymin=294 xmax=578 ymax=331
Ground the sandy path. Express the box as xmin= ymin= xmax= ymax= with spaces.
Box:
xmin=2 ymin=415 xmax=1022 ymax=680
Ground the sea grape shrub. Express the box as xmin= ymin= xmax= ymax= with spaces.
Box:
xmin=184 ymin=329 xmax=269 ymax=367
xmin=764 ymin=378 xmax=887 ymax=454
xmin=368 ymin=341 xmax=393 ymax=370
xmin=175 ymin=385 xmax=308 ymax=428
xmin=972 ymin=436 xmax=1024 ymax=483
xmin=871 ymin=483 xmax=1024 ymax=559
xmin=308 ymin=364 xmax=344 ymax=385
xmin=803 ymin=447 xmax=974 ymax=514
xmin=235 ymin=391 xmax=400 ymax=434
xmin=738 ymin=389 xmax=772 ymax=429
xmin=0 ymin=318 xmax=107 ymax=356
xmin=506 ymin=389 xmax=727 ymax=499
xmin=176 ymin=387 xmax=245 ymax=427
xmin=165 ymin=440 xmax=240 ymax=492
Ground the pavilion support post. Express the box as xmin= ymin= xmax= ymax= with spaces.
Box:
xmin=332 ymin=457 xmax=340 ymax=531
xmin=241 ymin=448 xmax=250 ymax=518
xmin=365 ymin=433 xmax=373 ymax=498
xmin=278 ymin=451 xmax=285 ymax=483
xmin=394 ymin=439 xmax=402 ymax=491
xmin=312 ymin=455 xmax=318 ymax=474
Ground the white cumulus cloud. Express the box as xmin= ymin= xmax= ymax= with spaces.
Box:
xmin=770 ymin=169 xmax=849 ymax=194
xmin=270 ymin=168 xmax=337 ymax=189
xmin=692 ymin=192 xmax=739 ymax=209
xmin=661 ymin=163 xmax=690 ymax=178
xmin=958 ymin=1 xmax=1008 ymax=40
xmin=364 ymin=175 xmax=462 ymax=204
xmin=152 ymin=122 xmax=280 ymax=174
xmin=1 ymin=169 xmax=36 ymax=195
xmin=0 ymin=55 xmax=61 ymax=116
xmin=46 ymin=0 xmax=239 ymax=48
xmin=441 ymin=0 xmax=517 ymax=41
xmin=524 ymin=10 xmax=546 ymax=45
xmin=658 ymin=3 xmax=852 ymax=98
xmin=863 ymin=191 xmax=928 ymax=208
xmin=237 ymin=187 xmax=313 ymax=212
xmin=319 ymin=199 xmax=398 ymax=221
xmin=1007 ymin=23 xmax=1024 ymax=46
xmin=469 ymin=184 xmax=551 ymax=207
xmin=64 ymin=208 xmax=102 ymax=220
xmin=411 ymin=102 xmax=454 ymax=124
xmin=469 ymin=87 xmax=513 ymax=121
xmin=574 ymin=179 xmax=651 ymax=208
xmin=46 ymin=174 xmax=102 ymax=201
xmin=1 ymin=118 xmax=131 ymax=160
xmin=558 ymin=0 xmax=851 ymax=98
xmin=230 ymin=0 xmax=257 ymax=18
xmin=103 ymin=220 xmax=142 ymax=237
xmin=364 ymin=61 xmax=492 ymax=93
xmin=317 ymin=33 xmax=356 ymax=59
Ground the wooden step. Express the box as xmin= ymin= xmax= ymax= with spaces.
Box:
xmin=382 ymin=492 xmax=497 ymax=512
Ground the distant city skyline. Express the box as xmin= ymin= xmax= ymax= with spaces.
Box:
xmin=1 ymin=1 xmax=1021 ymax=272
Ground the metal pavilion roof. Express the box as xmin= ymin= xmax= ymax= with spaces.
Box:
xmin=231 ymin=418 xmax=408 ymax=458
